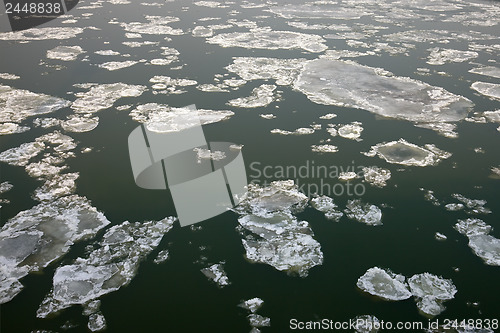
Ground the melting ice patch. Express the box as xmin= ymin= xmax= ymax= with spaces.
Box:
xmin=47 ymin=46 xmax=85 ymax=61
xmin=471 ymin=82 xmax=500 ymax=101
xmin=37 ymin=217 xmax=175 ymax=320
xmin=310 ymin=196 xmax=343 ymax=222
xmin=235 ymin=181 xmax=322 ymax=277
xmin=356 ymin=267 xmax=411 ymax=301
xmin=0 ymin=195 xmax=110 ymax=304
xmin=226 ymin=57 xmax=305 ymax=86
xmin=207 ymin=29 xmax=327 ymax=53
xmin=129 ymin=103 xmax=234 ymax=133
xmin=294 ymin=59 xmax=473 ymax=134
xmin=363 ymin=139 xmax=451 ymax=167
xmin=344 ymin=200 xmax=382 ymax=226
xmin=454 ymin=218 xmax=500 ymax=266
xmin=426 ymin=48 xmax=478 ymax=65
xmin=228 ymin=85 xmax=277 ymax=108
xmin=72 ymin=83 xmax=146 ymax=114
xmin=362 ymin=166 xmax=391 ymax=188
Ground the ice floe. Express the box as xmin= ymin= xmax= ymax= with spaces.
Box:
xmin=226 ymin=57 xmax=305 ymax=86
xmin=193 ymin=148 xmax=226 ymax=163
xmin=294 ymin=59 xmax=473 ymax=134
xmin=235 ymin=181 xmax=322 ymax=277
xmin=270 ymin=3 xmax=368 ymax=20
xmin=228 ymin=84 xmax=277 ymax=108
xmin=208 ymin=28 xmax=327 ymax=52
xmin=353 ymin=315 xmax=380 ymax=333
xmin=0 ymin=195 xmax=110 ymax=304
xmin=311 ymin=144 xmax=338 ymax=153
xmin=469 ymin=66 xmax=500 ymax=79
xmin=310 ymin=196 xmax=343 ymax=222
xmin=0 ymin=27 xmax=84 ymax=41
xmin=362 ymin=166 xmax=391 ymax=188
xmin=408 ymin=273 xmax=457 ymax=317
xmin=363 ymin=139 xmax=451 ymax=167
xmin=344 ymin=200 xmax=382 ymax=226
xmin=0 ymin=141 xmax=45 ymax=166
xmin=435 ymin=232 xmax=447 ymax=241
xmin=201 ymin=263 xmax=230 ymax=287
xmin=471 ymin=82 xmax=500 ymax=100
xmin=153 ymin=250 xmax=169 ymax=264
xmin=120 ymin=16 xmax=183 ymax=35
xmin=260 ymin=114 xmax=276 ymax=120
xmin=0 ymin=123 xmax=30 ymax=135
xmin=239 ymin=297 xmax=264 ymax=313
xmin=426 ymin=48 xmax=478 ymax=65
xmin=98 ymin=60 xmax=138 ymax=71
xmin=61 ymin=116 xmax=99 ymax=133
xmin=37 ymin=217 xmax=175 ymax=318
xmin=0 ymin=73 xmax=20 ymax=80
xmin=337 ymin=122 xmax=363 ymax=141
xmin=47 ymin=46 xmax=85 ymax=61
xmin=192 ymin=26 xmax=214 ymax=37
xmin=356 ymin=267 xmax=412 ymax=301
xmin=454 ymin=218 xmax=500 ymax=266
xmin=72 ymin=83 xmax=146 ymax=114
xmin=129 ymin=103 xmax=234 ymax=133
xmin=451 ymin=194 xmax=491 ymax=215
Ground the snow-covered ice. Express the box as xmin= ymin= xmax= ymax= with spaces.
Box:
xmin=344 ymin=200 xmax=382 ymax=226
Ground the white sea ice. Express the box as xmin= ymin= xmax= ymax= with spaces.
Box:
xmin=362 ymin=166 xmax=391 ymax=188
xmin=37 ymin=217 xmax=176 ymax=317
xmin=192 ymin=26 xmax=214 ymax=37
xmin=129 ymin=103 xmax=234 ymax=133
xmin=228 ymin=85 xmax=277 ymax=108
xmin=270 ymin=3 xmax=367 ymax=20
xmin=310 ymin=196 xmax=343 ymax=221
xmin=454 ymin=218 xmax=492 ymax=237
xmin=338 ymin=172 xmax=358 ymax=181
xmin=0 ymin=85 xmax=70 ymax=124
xmin=0 ymin=123 xmax=30 ymax=135
xmin=467 ymin=235 xmax=500 ymax=266
xmin=435 ymin=232 xmax=447 ymax=241
xmin=153 ymin=250 xmax=169 ymax=264
xmin=61 ymin=116 xmax=99 ymax=133
xmin=363 ymin=139 xmax=451 ymax=167
xmin=88 ymin=312 xmax=106 ymax=332
xmin=294 ymin=59 xmax=473 ymax=132
xmin=260 ymin=114 xmax=276 ymax=120
xmin=98 ymin=60 xmax=138 ymax=71
xmin=271 ymin=127 xmax=315 ymax=135
xmin=408 ymin=273 xmax=457 ymax=316
xmin=344 ymin=200 xmax=382 ymax=226
xmin=353 ymin=315 xmax=380 ymax=333
xmin=0 ymin=195 xmax=110 ymax=304
xmin=201 ymin=263 xmax=230 ymax=287
xmin=226 ymin=57 xmax=305 ymax=86
xmin=47 ymin=46 xmax=85 ymax=61
xmin=0 ymin=27 xmax=84 ymax=41
xmin=33 ymin=172 xmax=79 ymax=202
xmin=356 ymin=267 xmax=412 ymax=301
xmin=0 ymin=182 xmax=13 ymax=194
xmin=72 ymin=83 xmax=146 ymax=114
xmin=248 ymin=314 xmax=271 ymax=327
xmin=193 ymin=148 xmax=226 ymax=163
xmin=0 ymin=141 xmax=45 ymax=166
xmin=120 ymin=16 xmax=183 ymax=35
xmin=469 ymin=66 xmax=500 ymax=79
xmin=0 ymin=73 xmax=20 ymax=80
xmin=451 ymin=194 xmax=491 ymax=215
xmin=207 ymin=29 xmax=327 ymax=53
xmin=337 ymin=122 xmax=363 ymax=141
xmin=311 ymin=144 xmax=338 ymax=153
xmin=239 ymin=298 xmax=264 ymax=313
xmin=471 ymin=82 xmax=500 ymax=100
xmin=426 ymin=48 xmax=478 ymax=65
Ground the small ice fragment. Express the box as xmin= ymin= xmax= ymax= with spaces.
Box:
xmin=201 ymin=263 xmax=229 ymax=287
xmin=344 ymin=200 xmax=382 ymax=226
xmin=153 ymin=250 xmax=169 ymax=264
xmin=311 ymin=144 xmax=338 ymax=153
xmin=310 ymin=196 xmax=343 ymax=221
xmin=239 ymin=297 xmax=264 ymax=313
xmin=435 ymin=232 xmax=447 ymax=241
xmin=362 ymin=166 xmax=391 ymax=188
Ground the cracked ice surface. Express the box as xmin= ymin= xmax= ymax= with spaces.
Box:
xmin=310 ymin=196 xmax=343 ymax=222
xmin=235 ymin=181 xmax=322 ymax=277
xmin=228 ymin=85 xmax=277 ymax=108
xmin=37 ymin=217 xmax=175 ymax=318
xmin=344 ymin=200 xmax=382 ymax=226
xmin=408 ymin=273 xmax=457 ymax=317
xmin=201 ymin=263 xmax=230 ymax=287
xmin=208 ymin=29 xmax=327 ymax=53
xmin=294 ymin=59 xmax=473 ymax=134
xmin=0 ymin=195 xmax=110 ymax=304
xmin=129 ymin=103 xmax=234 ymax=133
xmin=226 ymin=57 xmax=305 ymax=86
xmin=363 ymin=139 xmax=451 ymax=167
xmin=356 ymin=267 xmax=412 ymax=301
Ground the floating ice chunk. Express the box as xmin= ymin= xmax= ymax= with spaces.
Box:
xmin=435 ymin=232 xmax=447 ymax=241
xmin=228 ymin=85 xmax=277 ymax=108
xmin=271 ymin=127 xmax=314 ymax=135
xmin=192 ymin=26 xmax=213 ymax=37
xmin=454 ymin=218 xmax=492 ymax=237
xmin=310 ymin=196 xmax=343 ymax=222
xmin=270 ymin=4 xmax=367 ymax=20
xmin=33 ymin=118 xmax=60 ymax=129
xmin=0 ymin=141 xmax=45 ymax=166
xmin=469 ymin=66 xmax=500 ymax=79
xmin=467 ymin=235 xmax=500 ymax=266
xmin=338 ymin=172 xmax=358 ymax=181
xmin=0 ymin=85 xmax=70 ymax=124
xmin=47 ymin=46 xmax=85 ymax=61
xmin=129 ymin=103 xmax=233 ymax=133
xmin=260 ymin=114 xmax=276 ymax=119
xmin=311 ymin=144 xmax=338 ymax=153
xmin=153 ymin=250 xmax=169 ymax=264
xmin=33 ymin=173 xmax=79 ymax=202
xmin=0 ymin=182 xmax=13 ymax=194
xmin=491 ymin=166 xmax=500 ymax=178
xmin=451 ymin=194 xmax=491 ymax=215
xmin=319 ymin=113 xmax=337 ymax=120
xmin=415 ymin=122 xmax=458 ymax=138
xmin=120 ymin=16 xmax=183 ymax=35
xmin=338 ymin=122 xmax=363 ymax=141
xmin=248 ymin=314 xmax=271 ymax=327
xmin=0 ymin=122 xmax=30 ymax=135
xmin=193 ymin=148 xmax=226 ymax=163
xmin=408 ymin=273 xmax=457 ymax=316
xmin=421 ymin=189 xmax=440 ymax=206
xmin=88 ymin=312 xmax=106 ymax=332
xmin=356 ymin=267 xmax=411 ymax=301
xmin=445 ymin=203 xmax=464 ymax=211
xmin=362 ymin=166 xmax=391 ymax=188
xmin=426 ymin=48 xmax=478 ymax=65
xmin=0 ymin=27 xmax=84 ymax=41
xmin=294 ymin=59 xmax=473 ymax=131
xmin=345 ymin=200 xmax=382 ymax=226
xmin=237 ymin=180 xmax=308 ymax=216
xmin=364 ymin=139 xmax=451 ymax=167
xmin=353 ymin=315 xmax=380 ymax=333
xmin=208 ymin=29 xmax=327 ymax=53
xmin=194 ymin=1 xmax=225 ymax=8
xmin=72 ymin=83 xmax=146 ymax=114
xmin=471 ymin=82 xmax=500 ymax=100
xmin=94 ymin=50 xmax=120 ymax=56
xmin=0 ymin=195 xmax=110 ymax=304
xmin=201 ymin=263 xmax=229 ymax=287
xmin=37 ymin=217 xmax=175 ymax=317
xmin=226 ymin=57 xmax=305 ymax=86
xmin=239 ymin=298 xmax=264 ymax=313
xmin=0 ymin=73 xmax=20 ymax=80
xmin=98 ymin=60 xmax=138 ymax=71
xmin=61 ymin=116 xmax=99 ymax=133
xmin=482 ymin=110 xmax=500 ymax=123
